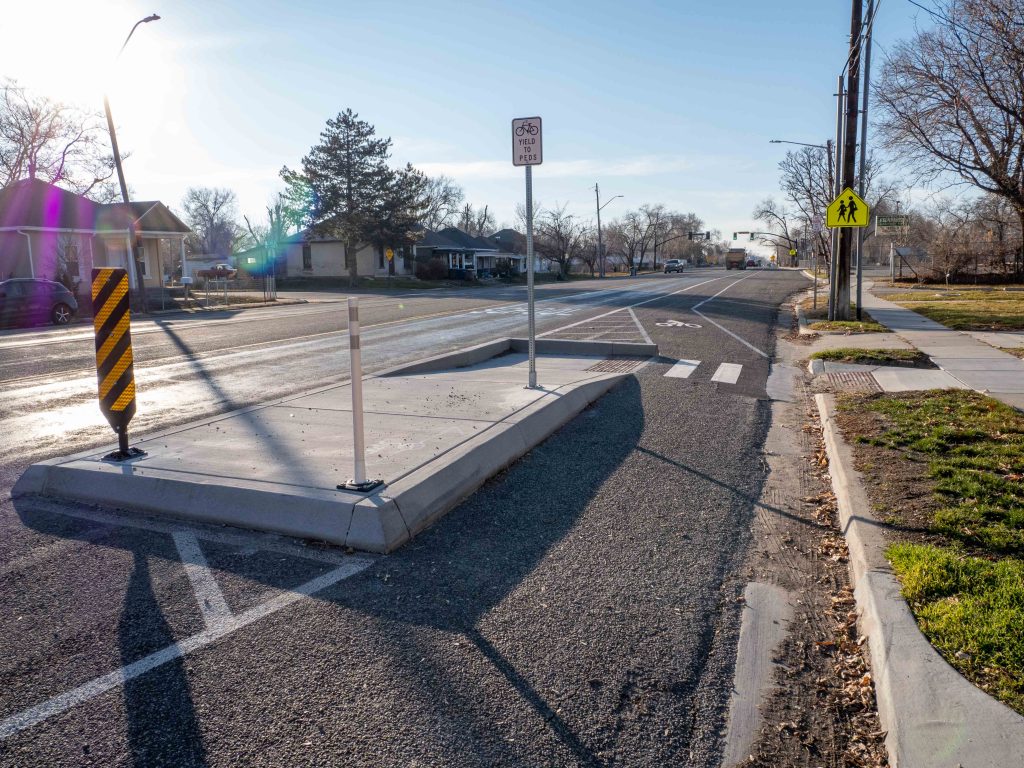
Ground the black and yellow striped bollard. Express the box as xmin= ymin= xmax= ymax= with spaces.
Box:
xmin=91 ymin=268 xmax=146 ymax=461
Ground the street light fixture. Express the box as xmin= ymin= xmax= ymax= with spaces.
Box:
xmin=768 ymin=138 xmax=835 ymax=200
xmin=104 ymin=13 xmax=161 ymax=311
xmin=594 ymin=184 xmax=623 ymax=278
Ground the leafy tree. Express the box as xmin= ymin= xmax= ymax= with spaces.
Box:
xmin=0 ymin=79 xmax=122 ymax=201
xmin=365 ymin=164 xmax=429 ymax=275
xmin=280 ymin=108 xmax=392 ymax=283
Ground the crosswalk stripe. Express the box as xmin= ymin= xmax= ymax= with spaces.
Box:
xmin=711 ymin=362 xmax=743 ymax=384
xmin=665 ymin=359 xmax=701 ymax=379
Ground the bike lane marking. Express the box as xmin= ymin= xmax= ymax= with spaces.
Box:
xmin=690 ymin=273 xmax=769 ymax=359
xmin=538 ymin=275 xmax=729 ymax=338
xmin=0 ymin=554 xmax=374 ymax=740
xmin=710 ymin=363 xmax=744 ymax=385
xmin=173 ymin=531 xmax=233 ymax=631
xmin=664 ymin=360 xmax=701 ymax=379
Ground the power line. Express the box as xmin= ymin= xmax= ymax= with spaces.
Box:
xmin=903 ymin=0 xmax=1011 ymax=50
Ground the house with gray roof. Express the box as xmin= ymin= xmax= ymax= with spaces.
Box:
xmin=0 ymin=178 xmax=190 ymax=293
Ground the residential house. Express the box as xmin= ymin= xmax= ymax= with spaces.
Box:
xmin=0 ymin=179 xmax=190 ymax=296
xmin=278 ymin=229 xmax=414 ymax=278
xmin=415 ymin=227 xmax=535 ymax=278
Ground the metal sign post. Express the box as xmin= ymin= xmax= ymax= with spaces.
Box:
xmin=91 ymin=268 xmax=145 ymax=461
xmin=512 ymin=116 xmax=543 ymax=389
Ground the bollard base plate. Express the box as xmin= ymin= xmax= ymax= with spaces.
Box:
xmin=338 ymin=478 xmax=384 ymax=493
xmin=102 ymin=447 xmax=147 ymax=463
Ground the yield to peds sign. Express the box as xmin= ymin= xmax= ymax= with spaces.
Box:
xmin=512 ymin=117 xmax=542 ymax=166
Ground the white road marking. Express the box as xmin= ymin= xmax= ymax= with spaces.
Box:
xmin=539 ymin=276 xmax=726 ymax=338
xmin=693 ymin=309 xmax=769 ymax=358
xmin=16 ymin=499 xmax=354 ymax=566
xmin=711 ymin=363 xmax=744 ymax=384
xmin=692 ymin=272 xmax=757 ymax=310
xmin=173 ymin=532 xmax=233 ymax=630
xmin=628 ymin=308 xmax=654 ymax=345
xmin=0 ymin=557 xmax=374 ymax=740
xmin=665 ymin=360 xmax=701 ymax=379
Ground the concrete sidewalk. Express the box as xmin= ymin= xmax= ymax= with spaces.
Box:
xmin=862 ymin=287 xmax=1024 ymax=410
xmin=15 ymin=340 xmax=653 ymax=552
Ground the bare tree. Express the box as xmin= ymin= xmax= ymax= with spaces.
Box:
xmin=577 ymin=228 xmax=600 ymax=276
xmin=456 ymin=203 xmax=496 ymax=237
xmin=533 ymin=203 xmax=588 ymax=278
xmin=0 ymin=79 xmax=122 ymax=201
xmin=752 ymin=198 xmax=799 ymax=252
xmin=420 ymin=174 xmax=464 ymax=232
xmin=875 ymin=0 xmax=1024 ymax=273
xmin=607 ymin=211 xmax=649 ymax=270
xmin=243 ymin=193 xmax=291 ymax=276
xmin=182 ymin=187 xmax=241 ymax=257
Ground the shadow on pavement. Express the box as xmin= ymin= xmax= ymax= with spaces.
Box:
xmin=120 ymin=551 xmax=206 ymax=768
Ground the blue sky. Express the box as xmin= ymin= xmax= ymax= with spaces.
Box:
xmin=2 ymin=0 xmax=935 ymax=246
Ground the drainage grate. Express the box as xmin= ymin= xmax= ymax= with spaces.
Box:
xmin=826 ymin=371 xmax=881 ymax=393
xmin=587 ymin=358 xmax=646 ymax=373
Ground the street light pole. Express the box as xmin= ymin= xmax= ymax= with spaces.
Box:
xmin=594 ymin=184 xmax=622 ymax=279
xmin=104 ymin=13 xmax=160 ymax=312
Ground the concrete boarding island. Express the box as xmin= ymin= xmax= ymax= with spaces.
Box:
xmin=14 ymin=339 xmax=655 ymax=553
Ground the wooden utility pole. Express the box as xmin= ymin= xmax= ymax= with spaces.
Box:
xmin=835 ymin=0 xmax=863 ymax=320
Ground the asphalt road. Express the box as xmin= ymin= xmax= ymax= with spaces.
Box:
xmin=0 ymin=268 xmax=806 ymax=767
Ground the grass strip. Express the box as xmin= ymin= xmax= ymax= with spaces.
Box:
xmin=808 ymin=320 xmax=889 ymax=333
xmin=810 ymin=348 xmax=929 ymax=366
xmin=839 ymin=390 xmax=1024 ymax=714
xmin=887 ymin=543 xmax=1024 ymax=713
xmin=800 ymin=299 xmax=889 ymax=333
xmin=890 ymin=294 xmax=1024 ymax=331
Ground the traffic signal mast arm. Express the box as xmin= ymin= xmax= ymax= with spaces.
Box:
xmin=750 ymin=231 xmax=798 ymax=247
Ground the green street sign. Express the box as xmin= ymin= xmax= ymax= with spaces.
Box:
xmin=877 ymin=215 xmax=909 ymax=228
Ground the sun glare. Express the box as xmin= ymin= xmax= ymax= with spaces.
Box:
xmin=1 ymin=1 xmax=175 ymax=114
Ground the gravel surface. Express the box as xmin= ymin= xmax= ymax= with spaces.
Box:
xmin=1 ymin=270 xmax=806 ymax=766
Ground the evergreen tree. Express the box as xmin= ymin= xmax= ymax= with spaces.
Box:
xmin=280 ymin=109 xmax=391 ymax=283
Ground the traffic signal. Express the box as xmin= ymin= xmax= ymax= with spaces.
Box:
xmin=732 ymin=232 xmax=737 ymax=240
xmin=705 ymin=231 xmax=710 ymax=240
xmin=688 ymin=232 xmax=693 ymax=241
xmin=749 ymin=233 xmax=755 ymax=241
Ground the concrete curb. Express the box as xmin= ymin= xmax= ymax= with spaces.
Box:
xmin=16 ymin=339 xmax=653 ymax=554
xmin=816 ymin=393 xmax=1024 ymax=767
xmin=378 ymin=338 xmax=657 ymax=377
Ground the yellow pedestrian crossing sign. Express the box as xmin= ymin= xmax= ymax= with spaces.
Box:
xmin=827 ymin=188 xmax=870 ymax=228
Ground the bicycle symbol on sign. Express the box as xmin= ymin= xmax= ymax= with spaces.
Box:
xmin=656 ymin=319 xmax=702 ymax=328
xmin=515 ymin=121 xmax=539 ymax=137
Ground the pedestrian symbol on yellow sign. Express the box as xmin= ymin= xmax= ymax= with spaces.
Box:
xmin=826 ymin=188 xmax=869 ymax=228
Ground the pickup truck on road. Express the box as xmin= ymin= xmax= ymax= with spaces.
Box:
xmin=195 ymin=263 xmax=237 ymax=280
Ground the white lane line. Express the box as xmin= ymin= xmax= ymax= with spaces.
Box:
xmin=692 ymin=272 xmax=758 ymax=310
xmin=628 ymin=307 xmax=654 ymax=345
xmin=711 ymin=363 xmax=744 ymax=384
xmin=693 ymin=309 xmax=769 ymax=359
xmin=0 ymin=557 xmax=374 ymax=740
xmin=539 ymin=275 xmax=727 ymax=337
xmin=686 ymin=272 xmax=770 ymax=358
xmin=665 ymin=360 xmax=701 ymax=379
xmin=173 ymin=532 xmax=233 ymax=630
xmin=17 ymin=499 xmax=354 ymax=566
